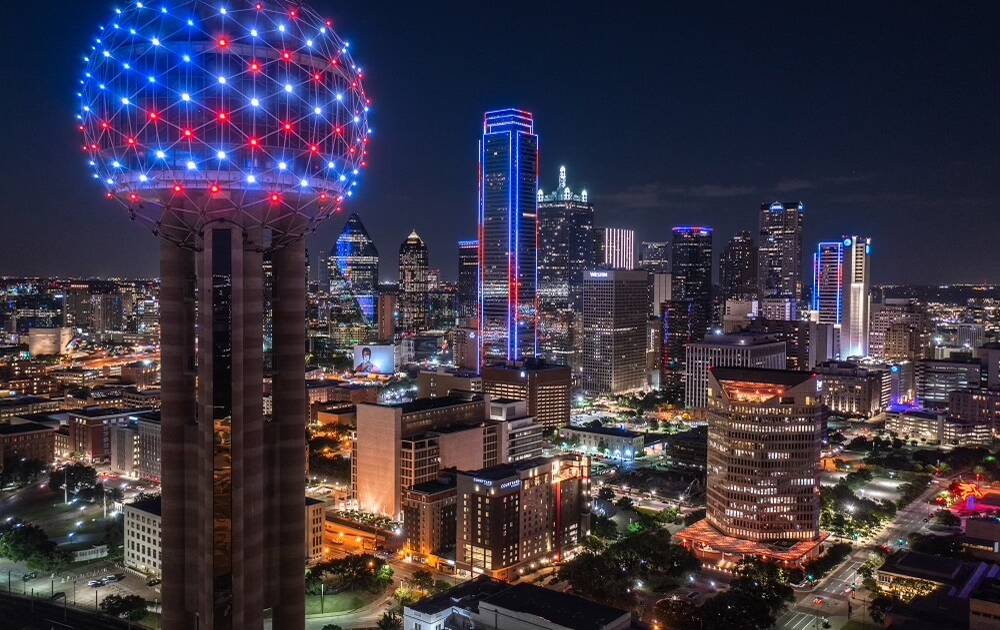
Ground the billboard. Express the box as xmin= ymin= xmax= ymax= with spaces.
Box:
xmin=353 ymin=345 xmax=395 ymax=375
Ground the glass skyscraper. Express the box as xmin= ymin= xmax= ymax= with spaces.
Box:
xmin=758 ymin=201 xmax=805 ymax=300
xmin=671 ymin=226 xmax=713 ymax=326
xmin=812 ymin=241 xmax=844 ymax=326
xmin=478 ymin=109 xmax=538 ymax=363
xmin=457 ymin=239 xmax=479 ymax=320
xmin=327 ymin=213 xmax=380 ymax=324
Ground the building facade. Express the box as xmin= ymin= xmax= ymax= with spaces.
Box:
xmin=915 ymin=358 xmax=982 ymax=406
xmin=457 ymin=239 xmax=479 ymax=321
xmin=841 ymin=236 xmax=872 ymax=358
xmin=398 ymin=231 xmax=429 ymax=333
xmin=581 ymin=270 xmax=649 ymax=394
xmin=815 ymin=361 xmax=889 ymax=418
xmin=455 ymin=455 xmax=590 ymax=581
xmin=720 ymin=230 xmax=757 ymax=301
xmin=597 ymin=228 xmax=635 ymax=270
xmin=479 ymin=109 xmax=538 ymax=363
xmin=812 ymin=241 xmax=844 ymax=326
xmin=671 ymin=227 xmax=713 ymax=329
xmin=758 ymin=201 xmax=804 ymax=300
xmin=328 ymin=213 xmax=380 ymax=324
xmin=684 ymin=334 xmax=787 ymax=410
xmin=639 ymin=241 xmax=671 ymax=273
xmin=481 ymin=360 xmax=571 ymax=431
xmin=124 ymin=496 xmax=162 ymax=577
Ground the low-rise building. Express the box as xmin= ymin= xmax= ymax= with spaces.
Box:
xmin=306 ymin=497 xmax=326 ymax=566
xmin=417 ymin=368 xmax=482 ymax=399
xmin=0 ymin=421 xmax=54 ymax=468
xmin=404 ymin=577 xmax=630 ymax=630
xmin=109 ymin=423 xmax=138 ymax=477
xmin=915 ymin=358 xmax=983 ymax=406
xmin=559 ymin=425 xmax=644 ymax=461
xmin=814 ymin=360 xmax=889 ymax=418
xmin=665 ymin=425 xmax=708 ymax=471
xmin=124 ymin=495 xmax=162 ymax=577
xmin=972 ymin=577 xmax=1000 ymax=630
xmin=887 ymin=406 xmax=991 ymax=447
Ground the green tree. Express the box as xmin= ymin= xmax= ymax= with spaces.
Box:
xmin=597 ymin=486 xmax=615 ymax=502
xmin=615 ymin=496 xmax=634 ymax=511
xmin=376 ymin=610 xmax=403 ymax=630
xmin=321 ymin=625 xmax=344 ymax=630
xmin=409 ymin=569 xmax=434 ymax=591
xmin=48 ymin=462 xmax=97 ymax=496
xmin=654 ymin=597 xmax=702 ymax=630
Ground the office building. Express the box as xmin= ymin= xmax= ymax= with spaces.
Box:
xmin=660 ymin=300 xmax=705 ymax=399
xmin=684 ymin=334 xmax=787 ymax=410
xmin=537 ymin=166 xmax=595 ymax=366
xmin=457 ymin=240 xmax=479 ymax=320
xmin=650 ymin=273 xmax=672 ymax=317
xmin=759 ymin=297 xmax=798 ymax=322
xmin=328 ymin=213 xmax=380 ymax=324
xmin=124 ymin=495 xmax=162 ymax=578
xmin=402 ymin=475 xmax=457 ymax=566
xmin=398 ymin=231 xmax=429 ymax=333
xmin=27 ymin=327 xmax=75 ymax=357
xmin=559 ymin=425 xmax=643 ymax=461
xmin=597 ymin=228 xmax=635 ymax=270
xmin=981 ymin=343 xmax=1000 ymax=389
xmin=671 ymin=227 xmax=713 ymax=327
xmin=950 ymin=388 xmax=1000 ymax=436
xmin=417 ymin=368 xmax=483 ymax=399
xmin=870 ymin=299 xmax=929 ymax=362
xmin=812 ymin=241 xmax=843 ymax=326
xmin=581 ymin=270 xmax=648 ymax=394
xmin=488 ymin=398 xmax=544 ymax=463
xmin=455 ymin=454 xmax=589 ymax=580
xmin=537 ymin=165 xmax=596 ymax=311
xmin=482 ymin=360 xmax=571 ymax=431
xmin=758 ymin=201 xmax=804 ymax=300
xmin=677 ymin=367 xmax=824 ymax=567
xmin=886 ymin=407 xmax=990 ymax=447
xmin=68 ymin=407 xmax=151 ymax=463
xmin=136 ymin=411 xmax=161 ymax=481
xmin=814 ymin=361 xmax=889 ymax=418
xmin=915 ymin=358 xmax=983 ymax=406
xmin=404 ymin=578 xmax=630 ymax=630
xmin=305 ymin=498 xmax=326 ymax=566
xmin=748 ymin=318 xmax=835 ymax=370
xmin=841 ymin=236 xmax=872 ymax=358
xmin=377 ymin=293 xmax=396 ymax=343
xmin=639 ymin=241 xmax=671 ymax=273
xmin=110 ymin=423 xmax=139 ymax=477
xmin=479 ymin=109 xmax=538 ymax=362
xmin=720 ymin=230 xmax=757 ymax=301
xmin=0 ymin=421 xmax=54 ymax=469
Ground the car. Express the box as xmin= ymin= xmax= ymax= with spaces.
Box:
xmin=87 ymin=579 xmax=105 ymax=588
xmin=813 ymin=596 xmax=825 ymax=606
xmin=103 ymin=574 xmax=122 ymax=583
xmin=22 ymin=572 xmax=37 ymax=581
xmin=146 ymin=577 xmax=161 ymax=587
xmin=686 ymin=592 xmax=700 ymax=601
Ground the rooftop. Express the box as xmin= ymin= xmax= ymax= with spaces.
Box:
xmin=973 ymin=577 xmax=1000 ymax=604
xmin=0 ymin=421 xmax=53 ymax=436
xmin=480 ymin=582 xmax=629 ymax=630
xmin=408 ymin=576 xmax=508 ymax=615
xmin=0 ymin=396 xmax=52 ymax=407
xmin=880 ymin=550 xmax=964 ymax=583
xmin=712 ymin=366 xmax=815 ymax=387
xmin=693 ymin=333 xmax=782 ymax=347
xmin=461 ymin=456 xmax=556 ymax=482
xmin=407 ymin=477 xmax=457 ymax=496
xmin=566 ymin=425 xmax=641 ymax=438
xmin=69 ymin=406 xmax=152 ymax=419
xmin=387 ymin=393 xmax=482 ymax=414
xmin=128 ymin=495 xmax=161 ymax=517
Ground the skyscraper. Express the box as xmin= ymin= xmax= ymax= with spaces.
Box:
xmin=537 ymin=165 xmax=595 ymax=312
xmin=639 ymin=241 xmax=671 ymax=273
xmin=479 ymin=109 xmax=538 ymax=363
xmin=328 ymin=213 xmax=380 ymax=324
xmin=719 ymin=230 xmax=756 ymax=301
xmin=670 ymin=227 xmax=713 ymax=327
xmin=812 ymin=241 xmax=844 ymax=326
xmin=537 ymin=166 xmax=595 ymax=367
xmin=399 ymin=231 xmax=429 ymax=333
xmin=581 ymin=270 xmax=648 ymax=394
xmin=677 ymin=367 xmax=824 ymax=567
xmin=758 ymin=201 xmax=805 ymax=300
xmin=597 ymin=228 xmax=636 ymax=270
xmin=457 ymin=239 xmax=479 ymax=320
xmin=841 ymin=236 xmax=872 ymax=358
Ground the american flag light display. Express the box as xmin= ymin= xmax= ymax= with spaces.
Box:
xmin=77 ymin=0 xmax=372 ymax=251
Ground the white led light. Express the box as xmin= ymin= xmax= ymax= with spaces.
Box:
xmin=246 ymin=174 xmax=256 ymax=184
xmin=250 ymin=28 xmax=258 ymax=37
xmin=278 ymin=162 xmax=287 ymax=171
xmin=285 ymin=84 xmax=293 ymax=93
xmin=314 ymin=106 xmax=322 ymax=115
xmin=186 ymin=161 xmax=197 ymax=170
xmin=112 ymin=161 xmax=121 ymax=168
xmin=121 ymin=97 xmax=130 ymax=105
xmin=151 ymin=38 xmax=160 ymax=46
xmin=335 ymin=93 xmax=343 ymax=101
xmin=218 ymin=76 xmax=226 ymax=84
xmin=251 ymin=97 xmax=260 ymax=107
xmin=181 ymin=93 xmax=191 ymax=102
xmin=300 ymin=179 xmax=309 ymax=187
xmin=278 ymin=24 xmax=286 ymax=32
xmin=139 ymin=174 xmax=148 ymax=182
xmin=217 ymin=150 xmax=227 ymax=159
xmin=103 ymin=51 xmax=111 ymax=57
xmin=155 ymin=150 xmax=166 ymax=159
xmin=327 ymin=161 xmax=335 ymax=168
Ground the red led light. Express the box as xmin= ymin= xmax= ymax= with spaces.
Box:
xmin=183 ymin=129 xmax=193 ymax=138
xmin=105 ymin=192 xmax=114 ymax=200
xmin=210 ymin=184 xmax=220 ymax=193
xmin=127 ymin=137 xmax=136 ymax=145
xmin=249 ymin=61 xmax=261 ymax=73
xmin=270 ymin=193 xmax=280 ymax=203
xmin=218 ymin=38 xmax=228 ymax=48
xmin=325 ymin=20 xmax=332 ymax=27
xmin=255 ymin=2 xmax=262 ymax=10
xmin=282 ymin=51 xmax=291 ymax=61
xmin=129 ymin=193 xmax=139 ymax=202
xmin=310 ymin=145 xmax=319 ymax=153
xmin=314 ymin=73 xmax=322 ymax=81
xmin=148 ymin=112 xmax=157 ymax=120
xmin=290 ymin=9 xmax=298 ymax=18
xmin=283 ymin=122 xmax=293 ymax=132
xmin=217 ymin=112 xmax=227 ymax=121
xmin=173 ymin=185 xmax=183 ymax=193
xmin=101 ymin=121 xmax=110 ymax=129
xmin=249 ymin=138 xmax=258 ymax=147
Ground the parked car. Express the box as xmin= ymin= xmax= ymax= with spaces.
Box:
xmin=87 ymin=579 xmax=105 ymax=588
xmin=146 ymin=577 xmax=161 ymax=587
xmin=21 ymin=572 xmax=37 ymax=581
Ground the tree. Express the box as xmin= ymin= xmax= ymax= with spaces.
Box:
xmin=597 ymin=486 xmax=615 ymax=502
xmin=0 ymin=519 xmax=68 ymax=571
xmin=376 ymin=610 xmax=402 ymax=630
xmin=48 ymin=462 xmax=97 ymax=496
xmin=932 ymin=509 xmax=960 ymax=528
xmin=321 ymin=625 xmax=344 ymax=630
xmin=615 ymin=496 xmax=634 ymax=511
xmin=409 ymin=569 xmax=434 ymax=592
xmin=654 ymin=597 xmax=702 ymax=630
xmin=100 ymin=594 xmax=148 ymax=620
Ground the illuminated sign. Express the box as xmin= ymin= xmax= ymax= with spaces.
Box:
xmin=353 ymin=344 xmax=395 ymax=374
xmin=587 ymin=271 xmax=609 ymax=278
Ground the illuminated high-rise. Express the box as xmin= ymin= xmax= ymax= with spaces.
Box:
xmin=478 ymin=109 xmax=538 ymax=363
xmin=758 ymin=201 xmax=805 ymax=299
xmin=399 ymin=231 xmax=429 ymax=333
xmin=537 ymin=166 xmax=595 ymax=366
xmin=670 ymin=226 xmax=713 ymax=327
xmin=841 ymin=236 xmax=872 ymax=358
xmin=812 ymin=241 xmax=844 ymax=326
xmin=639 ymin=241 xmax=671 ymax=273
xmin=719 ymin=230 xmax=756 ymax=301
xmin=328 ymin=213 xmax=380 ymax=324
xmin=457 ymin=239 xmax=479 ymax=320
xmin=597 ymin=228 xmax=636 ymax=270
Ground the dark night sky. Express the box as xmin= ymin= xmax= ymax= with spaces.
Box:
xmin=1 ymin=1 xmax=997 ymax=283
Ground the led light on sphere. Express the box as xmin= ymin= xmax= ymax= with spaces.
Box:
xmin=77 ymin=0 xmax=373 ymax=252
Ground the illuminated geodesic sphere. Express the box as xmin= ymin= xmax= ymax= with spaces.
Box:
xmin=77 ymin=0 xmax=372 ymax=251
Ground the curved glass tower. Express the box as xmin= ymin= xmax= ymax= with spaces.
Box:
xmin=330 ymin=213 xmax=380 ymax=323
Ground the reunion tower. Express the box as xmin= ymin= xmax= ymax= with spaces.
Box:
xmin=76 ymin=1 xmax=372 ymax=628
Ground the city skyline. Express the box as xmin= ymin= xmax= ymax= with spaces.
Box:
xmin=3 ymin=1 xmax=998 ymax=283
